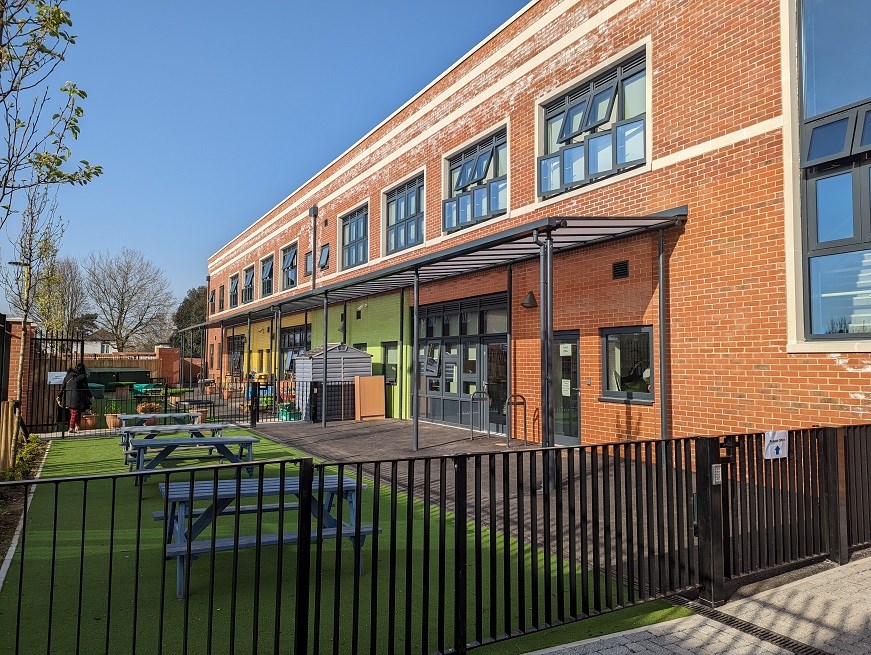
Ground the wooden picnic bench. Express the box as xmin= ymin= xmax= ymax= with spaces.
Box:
xmin=129 ymin=434 xmax=257 ymax=483
xmin=157 ymin=475 xmax=374 ymax=598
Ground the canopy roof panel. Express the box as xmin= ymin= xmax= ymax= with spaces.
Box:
xmin=189 ymin=207 xmax=687 ymax=331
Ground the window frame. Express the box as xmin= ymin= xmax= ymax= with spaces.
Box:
xmin=386 ymin=174 xmax=425 ymax=255
xmin=260 ymin=255 xmax=274 ymax=297
xmin=229 ymin=275 xmax=239 ymax=309
xmin=318 ymin=244 xmax=330 ymax=270
xmin=341 ymin=205 xmax=369 ymax=270
xmin=304 ymin=251 xmax=313 ymax=276
xmin=600 ymin=325 xmax=654 ymax=403
xmin=241 ymin=266 xmax=254 ymax=304
xmin=801 ymin=107 xmax=858 ymax=167
xmin=218 ymin=284 xmax=225 ymax=312
xmin=442 ymin=129 xmax=508 ymax=233
xmin=281 ymin=243 xmax=298 ymax=290
xmin=208 ymin=289 xmax=215 ymax=315
xmin=538 ymin=52 xmax=646 ymax=199
xmin=852 ymin=105 xmax=871 ymax=156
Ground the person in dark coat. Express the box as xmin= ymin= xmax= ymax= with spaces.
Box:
xmin=63 ymin=363 xmax=92 ymax=432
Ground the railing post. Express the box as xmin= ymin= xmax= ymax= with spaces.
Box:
xmin=696 ymin=436 xmax=726 ymax=607
xmin=294 ymin=458 xmax=313 ymax=653
xmin=453 ymin=456 xmax=468 ymax=654
xmin=249 ymin=380 xmax=260 ymax=427
xmin=825 ymin=427 xmax=850 ymax=565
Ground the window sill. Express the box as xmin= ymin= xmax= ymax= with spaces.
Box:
xmin=598 ymin=395 xmax=654 ymax=406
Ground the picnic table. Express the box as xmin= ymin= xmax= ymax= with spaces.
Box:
xmin=119 ymin=412 xmax=202 ymax=428
xmin=157 ymin=475 xmax=374 ymax=598
xmin=118 ymin=417 xmax=223 ymax=451
xmin=129 ymin=433 xmax=257 ymax=483
xmin=173 ymin=399 xmax=215 ymax=411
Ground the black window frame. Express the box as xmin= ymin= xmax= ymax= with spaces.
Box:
xmin=386 ymin=175 xmax=425 ymax=254
xmin=304 ymin=251 xmax=313 ymax=276
xmin=261 ymin=255 xmax=274 ymax=297
xmin=318 ymin=244 xmax=330 ymax=270
xmin=219 ymin=284 xmax=225 ymax=312
xmin=600 ymin=325 xmax=653 ymax=403
xmin=442 ymin=129 xmax=508 ymax=233
xmin=538 ymin=51 xmax=646 ymax=199
xmin=341 ymin=205 xmax=369 ymax=270
xmin=229 ymin=275 xmax=239 ymax=309
xmin=208 ymin=289 xmax=215 ymax=315
xmin=241 ymin=266 xmax=254 ymax=304
xmin=281 ymin=243 xmax=298 ymax=290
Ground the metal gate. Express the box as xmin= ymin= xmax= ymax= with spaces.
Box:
xmin=26 ymin=331 xmax=84 ymax=433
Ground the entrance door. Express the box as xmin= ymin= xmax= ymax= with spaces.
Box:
xmin=552 ymin=332 xmax=580 ymax=445
xmin=482 ymin=339 xmax=508 ymax=433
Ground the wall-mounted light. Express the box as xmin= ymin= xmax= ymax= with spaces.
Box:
xmin=520 ymin=291 xmax=538 ymax=308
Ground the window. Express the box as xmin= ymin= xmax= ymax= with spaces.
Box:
xmin=229 ymin=276 xmax=238 ymax=308
xmin=387 ymin=175 xmax=424 ymax=254
xmin=219 ymin=285 xmax=225 ymax=312
xmin=304 ymin=251 xmax=313 ymax=276
xmin=442 ymin=129 xmax=508 ymax=232
xmin=601 ymin=326 xmax=653 ymax=401
xmin=261 ymin=256 xmax=274 ymax=297
xmin=228 ymin=335 xmax=245 ymax=376
xmin=538 ymin=51 xmax=646 ymax=198
xmin=800 ymin=1 xmax=871 ymax=337
xmin=241 ymin=267 xmax=254 ymax=303
xmin=281 ymin=244 xmax=298 ymax=290
xmin=209 ymin=343 xmax=214 ymax=369
xmin=209 ymin=289 xmax=215 ymax=315
xmin=319 ymin=244 xmax=330 ymax=269
xmin=342 ymin=206 xmax=368 ymax=269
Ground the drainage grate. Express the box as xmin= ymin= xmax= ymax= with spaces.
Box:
xmin=667 ymin=596 xmax=831 ymax=655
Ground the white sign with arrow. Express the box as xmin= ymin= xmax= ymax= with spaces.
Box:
xmin=763 ymin=430 xmax=789 ymax=460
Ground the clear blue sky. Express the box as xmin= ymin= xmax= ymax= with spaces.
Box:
xmin=44 ymin=0 xmax=530 ymax=306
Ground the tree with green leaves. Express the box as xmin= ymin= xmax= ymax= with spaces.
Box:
xmin=170 ymin=286 xmax=206 ymax=355
xmin=0 ymin=1 xmax=102 ymax=228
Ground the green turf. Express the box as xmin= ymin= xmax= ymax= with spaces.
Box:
xmin=0 ymin=434 xmax=692 ymax=654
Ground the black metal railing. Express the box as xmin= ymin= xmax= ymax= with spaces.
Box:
xmin=845 ymin=424 xmax=871 ymax=550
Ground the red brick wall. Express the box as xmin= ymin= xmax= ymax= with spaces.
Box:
xmin=205 ymin=1 xmax=871 ymax=442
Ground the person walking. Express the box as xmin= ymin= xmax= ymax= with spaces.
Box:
xmin=64 ymin=363 xmax=92 ymax=433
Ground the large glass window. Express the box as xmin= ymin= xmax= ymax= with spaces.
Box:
xmin=261 ymin=256 xmax=273 ymax=297
xmin=800 ymin=1 xmax=871 ymax=338
xmin=538 ymin=51 xmax=646 ymax=198
xmin=342 ymin=206 xmax=368 ymax=269
xmin=443 ymin=129 xmax=508 ymax=232
xmin=229 ymin=276 xmax=238 ymax=309
xmin=241 ymin=267 xmax=254 ymax=303
xmin=387 ymin=175 xmax=424 ymax=254
xmin=601 ymin=326 xmax=653 ymax=401
xmin=281 ymin=244 xmax=298 ymax=290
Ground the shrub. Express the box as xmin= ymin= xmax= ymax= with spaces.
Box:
xmin=136 ymin=401 xmax=162 ymax=414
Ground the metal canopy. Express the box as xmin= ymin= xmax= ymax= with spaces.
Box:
xmin=188 ymin=207 xmax=687 ymax=331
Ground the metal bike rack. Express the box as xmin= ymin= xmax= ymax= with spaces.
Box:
xmin=469 ymin=391 xmax=490 ymax=441
xmin=506 ymin=393 xmax=528 ymax=446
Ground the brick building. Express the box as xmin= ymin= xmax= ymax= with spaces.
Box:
xmin=202 ymin=0 xmax=871 ymax=444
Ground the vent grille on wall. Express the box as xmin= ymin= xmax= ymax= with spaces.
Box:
xmin=612 ymin=260 xmax=629 ymax=279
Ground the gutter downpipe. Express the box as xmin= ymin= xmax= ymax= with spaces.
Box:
xmin=322 ymin=292 xmax=328 ymax=428
xmin=399 ymin=288 xmax=405 ymax=420
xmin=412 ymin=269 xmax=420 ymax=451
xmin=506 ymin=265 xmax=512 ymax=446
xmin=532 ymin=229 xmax=550 ymax=453
xmin=658 ymin=229 xmax=669 ymax=440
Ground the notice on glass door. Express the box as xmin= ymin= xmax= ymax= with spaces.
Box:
xmin=561 ymin=379 xmax=571 ymax=396
xmin=559 ymin=343 xmax=572 ymax=357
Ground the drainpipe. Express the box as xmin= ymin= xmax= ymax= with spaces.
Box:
xmin=412 ymin=269 xmax=420 ymax=451
xmin=506 ymin=265 xmax=512 ymax=446
xmin=399 ymin=289 xmax=405 ymax=420
xmin=322 ymin=292 xmax=328 ymax=428
xmin=658 ymin=229 xmax=669 ymax=440
xmin=310 ymin=205 xmax=318 ymax=292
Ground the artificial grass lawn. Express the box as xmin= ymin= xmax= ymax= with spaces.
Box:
xmin=1 ymin=434 xmax=691 ymax=654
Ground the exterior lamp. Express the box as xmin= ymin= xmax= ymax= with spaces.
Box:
xmin=520 ymin=291 xmax=538 ymax=309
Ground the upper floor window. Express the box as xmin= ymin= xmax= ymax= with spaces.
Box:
xmin=281 ymin=244 xmax=298 ymax=290
xmin=387 ymin=175 xmax=424 ymax=254
xmin=342 ymin=206 xmax=368 ymax=269
xmin=442 ymin=129 xmax=508 ymax=232
xmin=538 ymin=51 xmax=646 ymax=198
xmin=319 ymin=244 xmax=330 ymax=270
xmin=209 ymin=290 xmax=215 ymax=315
xmin=229 ymin=276 xmax=238 ymax=308
xmin=304 ymin=251 xmax=313 ymax=276
xmin=219 ymin=285 xmax=225 ymax=312
xmin=800 ymin=0 xmax=871 ymax=337
xmin=261 ymin=256 xmax=274 ymax=297
xmin=241 ymin=266 xmax=254 ymax=304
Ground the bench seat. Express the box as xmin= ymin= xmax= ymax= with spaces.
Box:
xmin=165 ymin=524 xmax=376 ymax=558
xmin=152 ymin=502 xmax=300 ymax=521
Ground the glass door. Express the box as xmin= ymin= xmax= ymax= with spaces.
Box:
xmin=552 ymin=332 xmax=580 ymax=445
xmin=482 ymin=339 xmax=508 ymax=433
